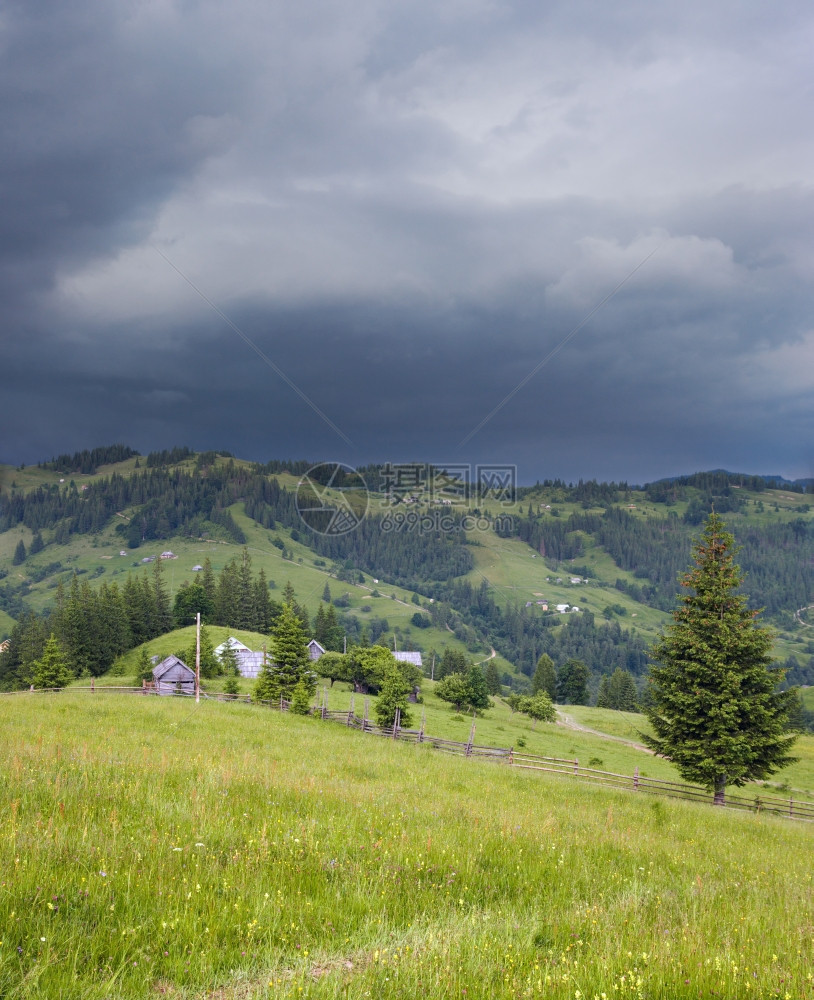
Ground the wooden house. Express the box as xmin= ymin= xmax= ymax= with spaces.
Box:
xmin=307 ymin=639 xmax=326 ymax=662
xmin=152 ymin=655 xmax=196 ymax=696
xmin=234 ymin=650 xmax=267 ymax=679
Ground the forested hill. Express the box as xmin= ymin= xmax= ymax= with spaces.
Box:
xmin=1 ymin=449 xmax=814 ymax=694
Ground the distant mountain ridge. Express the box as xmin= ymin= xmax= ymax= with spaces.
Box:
xmin=643 ymin=469 xmax=814 ymax=490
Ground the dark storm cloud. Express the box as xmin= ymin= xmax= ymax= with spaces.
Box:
xmin=2 ymin=0 xmax=814 ymax=481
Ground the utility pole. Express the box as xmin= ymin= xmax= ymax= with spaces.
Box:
xmin=195 ymin=611 xmax=201 ymax=703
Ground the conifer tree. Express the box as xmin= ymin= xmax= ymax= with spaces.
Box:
xmin=134 ymin=646 xmax=154 ymax=686
xmin=253 ymin=648 xmax=277 ymax=703
xmin=97 ymin=581 xmax=132 ymax=668
xmin=531 ymin=653 xmax=557 ymax=700
xmin=185 ymin=626 xmax=219 ymax=679
xmin=151 ymin=559 xmax=172 ymax=634
xmin=643 ymin=513 xmax=797 ymax=805
xmin=557 ymin=659 xmax=589 ymax=704
xmin=437 ymin=647 xmax=467 ymax=680
xmin=255 ymin=603 xmax=315 ymax=702
xmin=219 ymin=640 xmax=239 ymax=678
xmin=254 ymin=569 xmax=275 ymax=632
xmin=173 ymin=581 xmax=214 ymax=628
xmin=32 ymin=634 xmax=74 ymax=689
xmin=12 ymin=538 xmax=26 ymax=565
xmin=596 ymin=675 xmax=612 ymax=708
xmin=313 ymin=604 xmax=328 ymax=646
xmin=290 ymin=679 xmax=313 ymax=715
xmin=484 ymin=660 xmax=502 ymax=695
xmin=323 ymin=604 xmax=343 ymax=651
xmin=200 ymin=558 xmax=217 ymax=608
xmin=216 ymin=560 xmax=241 ymax=627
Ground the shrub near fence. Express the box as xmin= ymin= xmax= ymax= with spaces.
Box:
xmin=11 ymin=684 xmax=814 ymax=822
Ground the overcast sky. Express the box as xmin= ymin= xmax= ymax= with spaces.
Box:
xmin=2 ymin=0 xmax=813 ymax=483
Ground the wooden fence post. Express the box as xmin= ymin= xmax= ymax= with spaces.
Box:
xmin=574 ymin=758 xmax=579 ymax=775
xmin=419 ymin=708 xmax=425 ymax=743
xmin=466 ymin=720 xmax=475 ymax=757
xmin=91 ymin=678 xmax=95 ymax=694
xmin=348 ymin=693 xmax=355 ymax=726
xmin=393 ymin=707 xmax=400 ymax=739
xmin=790 ymin=798 xmax=794 ymax=818
xmin=633 ymin=767 xmax=639 ymax=790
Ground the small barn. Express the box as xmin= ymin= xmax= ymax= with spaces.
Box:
xmin=234 ymin=650 xmax=268 ymax=679
xmin=152 ymin=655 xmax=196 ymax=696
xmin=307 ymin=639 xmax=326 ymax=662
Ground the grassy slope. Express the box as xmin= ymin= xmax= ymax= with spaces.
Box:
xmin=0 ymin=694 xmax=812 ymax=1000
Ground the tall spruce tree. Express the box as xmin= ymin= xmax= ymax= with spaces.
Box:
xmin=531 ymin=653 xmax=557 ymax=700
xmin=255 ymin=603 xmax=315 ymax=702
xmin=643 ymin=513 xmax=797 ymax=805
xmin=557 ymin=659 xmax=589 ymax=705
xmin=484 ymin=659 xmax=502 ymax=695
xmin=151 ymin=559 xmax=173 ymax=634
xmin=32 ymin=635 xmax=74 ymax=689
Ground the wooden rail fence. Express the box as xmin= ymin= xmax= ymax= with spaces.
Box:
xmin=10 ymin=684 xmax=814 ymax=822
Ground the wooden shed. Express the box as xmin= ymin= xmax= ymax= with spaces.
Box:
xmin=307 ymin=639 xmax=326 ymax=662
xmin=152 ymin=655 xmax=196 ymax=696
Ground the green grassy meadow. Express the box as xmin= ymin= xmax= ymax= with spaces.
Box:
xmin=1 ymin=694 xmax=813 ymax=999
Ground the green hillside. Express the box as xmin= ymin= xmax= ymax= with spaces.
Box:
xmin=2 ymin=450 xmax=814 ymax=698
xmin=1 ymin=693 xmax=812 ymax=999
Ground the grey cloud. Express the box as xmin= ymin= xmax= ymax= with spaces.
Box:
xmin=2 ymin=0 xmax=814 ymax=482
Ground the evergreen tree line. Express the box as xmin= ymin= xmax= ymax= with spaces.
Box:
xmin=41 ymin=444 xmax=139 ymax=474
xmin=282 ymin=511 xmax=475 ymax=589
xmin=0 ymin=463 xmax=273 ymax=543
xmin=0 ymin=561 xmax=172 ymax=688
xmin=0 ymin=551 xmax=301 ymax=690
xmin=642 ymin=470 xmax=773 ymax=504
xmin=145 ymin=446 xmax=195 ymax=467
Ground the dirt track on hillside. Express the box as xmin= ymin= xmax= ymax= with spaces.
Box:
xmin=556 ymin=711 xmax=654 ymax=754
